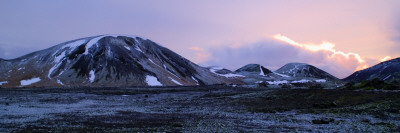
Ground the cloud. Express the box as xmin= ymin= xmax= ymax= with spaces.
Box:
xmin=198 ymin=37 xmax=380 ymax=79
xmin=381 ymin=56 xmax=392 ymax=62
xmin=188 ymin=47 xmax=211 ymax=63
xmin=273 ymin=34 xmax=377 ymax=73
xmin=204 ymin=40 xmax=301 ymax=70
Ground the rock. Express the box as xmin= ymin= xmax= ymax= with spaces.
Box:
xmin=312 ymin=118 xmax=335 ymax=124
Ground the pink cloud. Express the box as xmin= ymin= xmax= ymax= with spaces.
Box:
xmin=274 ymin=34 xmax=369 ymax=72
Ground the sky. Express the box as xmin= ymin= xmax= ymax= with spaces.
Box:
xmin=1 ymin=0 xmax=399 ymax=78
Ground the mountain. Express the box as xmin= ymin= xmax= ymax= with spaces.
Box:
xmin=344 ymin=57 xmax=400 ymax=82
xmin=275 ymin=63 xmax=338 ymax=81
xmin=208 ymin=66 xmax=245 ymax=78
xmin=0 ymin=35 xmax=238 ymax=88
xmin=234 ymin=64 xmax=272 ymax=76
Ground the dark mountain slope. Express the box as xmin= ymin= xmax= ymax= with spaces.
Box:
xmin=344 ymin=58 xmax=400 ymax=82
xmin=0 ymin=35 xmax=238 ymax=88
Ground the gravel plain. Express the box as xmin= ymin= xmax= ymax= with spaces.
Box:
xmin=1 ymin=86 xmax=400 ymax=132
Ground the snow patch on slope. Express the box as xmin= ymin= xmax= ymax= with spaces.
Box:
xmin=20 ymin=77 xmax=41 ymax=86
xmin=274 ymin=72 xmax=290 ymax=78
xmin=315 ymin=79 xmax=326 ymax=83
xmin=54 ymin=51 xmax=66 ymax=63
xmin=209 ymin=67 xmax=244 ymax=78
xmin=169 ymin=77 xmax=183 ymax=86
xmin=146 ymin=75 xmax=162 ymax=86
xmin=383 ymin=75 xmax=391 ymax=80
xmin=84 ymin=36 xmax=105 ymax=55
xmin=48 ymin=66 xmax=57 ymax=79
xmin=259 ymin=66 xmax=265 ymax=76
xmin=149 ymin=59 xmax=156 ymax=64
xmin=292 ymin=79 xmax=310 ymax=83
xmin=163 ymin=64 xmax=179 ymax=79
xmin=124 ymin=46 xmax=131 ymax=50
xmin=57 ymin=80 xmax=64 ymax=85
xmin=135 ymin=45 xmax=144 ymax=53
xmin=191 ymin=76 xmax=199 ymax=85
xmin=267 ymin=80 xmax=289 ymax=85
xmin=49 ymin=51 xmax=67 ymax=79
xmin=89 ymin=70 xmax=95 ymax=83
xmin=62 ymin=39 xmax=87 ymax=50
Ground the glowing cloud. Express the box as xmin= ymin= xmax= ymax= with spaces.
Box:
xmin=273 ymin=34 xmax=368 ymax=71
xmin=189 ymin=46 xmax=211 ymax=63
xmin=381 ymin=56 xmax=391 ymax=62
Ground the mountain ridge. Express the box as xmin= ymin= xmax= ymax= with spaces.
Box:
xmin=275 ymin=63 xmax=338 ymax=81
xmin=344 ymin=57 xmax=400 ymax=82
xmin=0 ymin=35 xmax=239 ymax=88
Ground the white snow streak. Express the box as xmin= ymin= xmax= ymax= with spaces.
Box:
xmin=191 ymin=76 xmax=199 ymax=85
xmin=20 ymin=77 xmax=41 ymax=86
xmin=57 ymin=80 xmax=64 ymax=85
xmin=292 ymin=79 xmax=310 ymax=83
xmin=209 ymin=66 xmax=244 ymax=78
xmin=89 ymin=70 xmax=95 ymax=83
xmin=267 ymin=80 xmax=289 ymax=85
xmin=54 ymin=51 xmax=66 ymax=63
xmin=124 ymin=46 xmax=131 ymax=50
xmin=274 ymin=72 xmax=290 ymax=78
xmin=169 ymin=77 xmax=183 ymax=86
xmin=50 ymin=51 xmax=67 ymax=78
xmin=259 ymin=66 xmax=265 ymax=76
xmin=163 ymin=64 xmax=167 ymax=70
xmin=84 ymin=36 xmax=105 ymax=55
xmin=315 ymin=79 xmax=327 ymax=83
xmin=383 ymin=75 xmax=391 ymax=80
xmin=0 ymin=81 xmax=8 ymax=85
xmin=48 ymin=66 xmax=57 ymax=79
xmin=220 ymin=73 xmax=246 ymax=78
xmin=148 ymin=59 xmax=155 ymax=64
xmin=135 ymin=45 xmax=144 ymax=53
xmin=61 ymin=39 xmax=87 ymax=50
xmin=146 ymin=75 xmax=162 ymax=86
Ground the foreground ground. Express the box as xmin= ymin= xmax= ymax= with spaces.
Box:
xmin=1 ymin=86 xmax=400 ymax=132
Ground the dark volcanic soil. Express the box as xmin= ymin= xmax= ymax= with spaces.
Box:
xmin=1 ymin=86 xmax=400 ymax=132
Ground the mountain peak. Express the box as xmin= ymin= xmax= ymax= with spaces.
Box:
xmin=0 ymin=35 xmax=239 ymax=88
xmin=234 ymin=64 xmax=272 ymax=75
xmin=344 ymin=57 xmax=400 ymax=82
xmin=276 ymin=63 xmax=338 ymax=80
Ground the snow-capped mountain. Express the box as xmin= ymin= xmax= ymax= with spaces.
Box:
xmin=344 ymin=57 xmax=400 ymax=82
xmin=275 ymin=63 xmax=338 ymax=81
xmin=207 ymin=66 xmax=245 ymax=78
xmin=0 ymin=35 xmax=238 ymax=88
xmin=234 ymin=64 xmax=272 ymax=76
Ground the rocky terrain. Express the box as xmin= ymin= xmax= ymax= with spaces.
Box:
xmin=1 ymin=86 xmax=399 ymax=132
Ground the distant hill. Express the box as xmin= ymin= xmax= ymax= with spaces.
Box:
xmin=275 ymin=63 xmax=338 ymax=81
xmin=344 ymin=58 xmax=400 ymax=82
xmin=234 ymin=64 xmax=272 ymax=76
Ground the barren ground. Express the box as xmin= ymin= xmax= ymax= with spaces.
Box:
xmin=1 ymin=86 xmax=400 ymax=132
